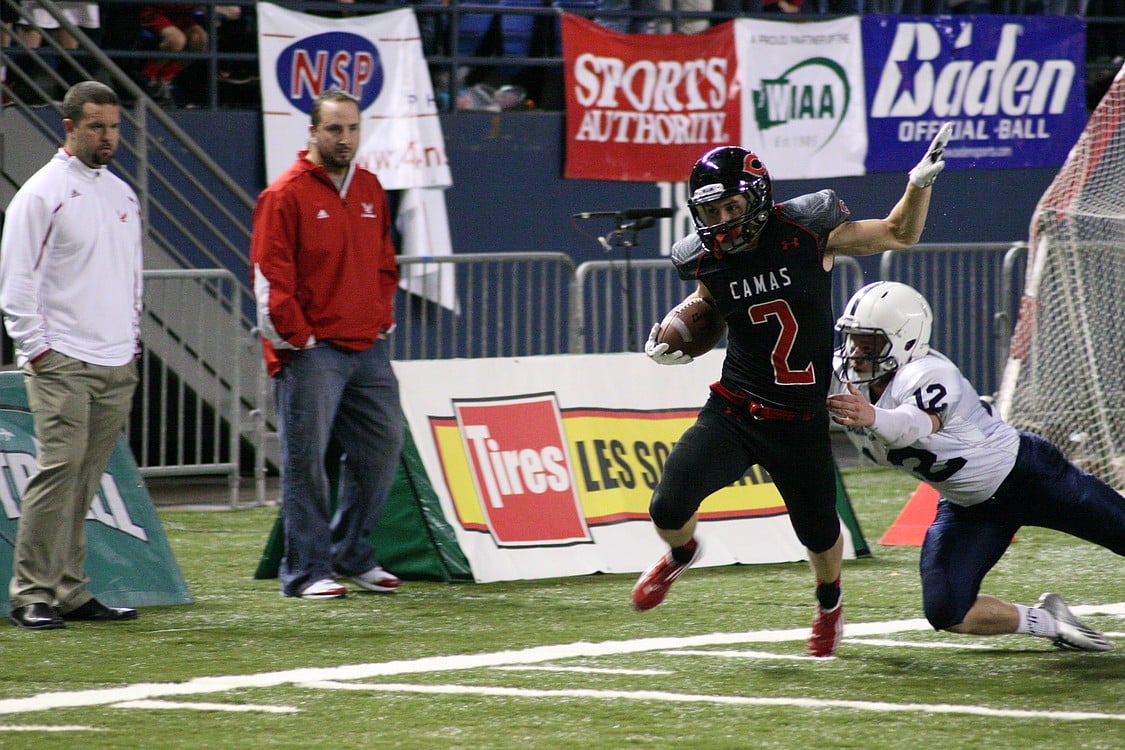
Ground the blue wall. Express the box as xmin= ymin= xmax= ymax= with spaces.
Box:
xmin=173 ymin=109 xmax=1056 ymax=265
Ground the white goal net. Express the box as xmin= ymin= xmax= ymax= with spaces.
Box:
xmin=997 ymin=62 xmax=1125 ymax=489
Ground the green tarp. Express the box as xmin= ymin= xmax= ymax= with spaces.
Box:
xmin=0 ymin=372 xmax=193 ymax=615
xmin=254 ymin=426 xmax=474 ymax=582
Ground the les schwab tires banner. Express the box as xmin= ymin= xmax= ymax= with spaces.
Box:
xmin=394 ymin=353 xmax=867 ymax=583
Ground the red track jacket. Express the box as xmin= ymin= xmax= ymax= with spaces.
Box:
xmin=251 ymin=151 xmax=398 ymax=376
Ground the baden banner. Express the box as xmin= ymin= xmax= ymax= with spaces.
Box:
xmin=394 ymin=353 xmax=867 ymax=583
xmin=862 ymin=16 xmax=1085 ymax=172
xmin=0 ymin=373 xmax=192 ymax=615
xmin=563 ymin=14 xmax=1085 ymax=181
xmin=257 ymin=3 xmax=451 ymax=189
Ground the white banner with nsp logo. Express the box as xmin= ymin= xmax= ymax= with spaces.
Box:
xmin=257 ymin=2 xmax=450 ymax=189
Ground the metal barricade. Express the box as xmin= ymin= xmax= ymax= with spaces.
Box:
xmin=134 ymin=269 xmax=248 ymax=506
xmin=252 ymin=252 xmax=579 ymax=504
xmin=392 ymin=253 xmax=578 ymax=359
xmin=879 ymin=242 xmax=1024 ymax=398
xmin=249 ymin=246 xmax=1026 ymax=503
xmin=573 ymin=255 xmax=866 ymax=354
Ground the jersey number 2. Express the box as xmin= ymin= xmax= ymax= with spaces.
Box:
xmin=748 ymin=299 xmax=815 ymax=385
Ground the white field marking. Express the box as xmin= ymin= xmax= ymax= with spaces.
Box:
xmin=846 ymin=639 xmax=1002 ymax=650
xmin=0 ymin=725 xmax=102 ymax=732
xmin=490 ymin=666 xmax=673 ymax=675
xmin=0 ymin=604 xmax=1121 ymax=717
xmin=662 ymin=650 xmax=825 ymax=661
xmin=299 ymin=681 xmax=1125 ymax=723
xmin=111 ymin=700 xmax=298 ymax=713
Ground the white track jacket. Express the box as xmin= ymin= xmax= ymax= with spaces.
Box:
xmin=0 ymin=149 xmax=143 ymax=367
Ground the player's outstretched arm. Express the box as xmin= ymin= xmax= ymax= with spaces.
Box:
xmin=828 ymin=123 xmax=953 ymax=257
xmin=909 ymin=122 xmax=953 ymax=189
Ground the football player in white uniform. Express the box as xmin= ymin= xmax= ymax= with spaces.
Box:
xmin=827 ymin=281 xmax=1123 ymax=652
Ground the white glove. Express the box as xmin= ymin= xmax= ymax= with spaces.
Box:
xmin=908 ymin=122 xmax=953 ymax=189
xmin=644 ymin=322 xmax=693 ymax=365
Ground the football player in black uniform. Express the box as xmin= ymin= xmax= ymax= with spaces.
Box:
xmin=632 ymin=123 xmax=953 ymax=658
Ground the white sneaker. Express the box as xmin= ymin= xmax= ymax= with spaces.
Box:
xmin=1036 ymin=592 xmax=1113 ymax=652
xmin=349 ymin=565 xmax=400 ymax=593
xmin=299 ymin=578 xmax=347 ymax=600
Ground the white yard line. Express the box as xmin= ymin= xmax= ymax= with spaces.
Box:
xmin=300 ymin=681 xmax=1125 ymax=722
xmin=0 ymin=724 xmax=101 ymax=732
xmin=111 ymin=700 xmax=298 ymax=713
xmin=0 ymin=603 xmax=1121 ymax=719
xmin=662 ymin=649 xmax=825 ymax=660
xmin=491 ymin=665 xmax=674 ymax=675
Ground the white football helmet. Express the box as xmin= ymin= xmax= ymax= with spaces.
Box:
xmin=834 ymin=281 xmax=932 ymax=383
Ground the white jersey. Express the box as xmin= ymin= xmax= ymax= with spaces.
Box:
xmin=831 ymin=350 xmax=1020 ymax=506
xmin=0 ymin=149 xmax=143 ymax=367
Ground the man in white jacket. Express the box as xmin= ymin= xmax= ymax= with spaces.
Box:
xmin=0 ymin=81 xmax=143 ymax=630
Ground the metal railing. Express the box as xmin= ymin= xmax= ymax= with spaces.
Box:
xmin=0 ymin=0 xmax=256 ymax=297
xmin=879 ymin=242 xmax=1027 ymax=397
xmin=3 ymin=0 xmax=1121 ymax=111
xmin=250 ymin=245 xmax=1023 ymax=503
xmin=0 ymin=269 xmax=254 ymax=506
xmin=131 ymin=269 xmax=255 ymax=506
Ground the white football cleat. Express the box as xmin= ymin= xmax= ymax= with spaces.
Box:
xmin=1036 ymin=592 xmax=1113 ymax=652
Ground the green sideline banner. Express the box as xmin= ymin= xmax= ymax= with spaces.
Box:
xmin=254 ymin=426 xmax=474 ymax=583
xmin=0 ymin=372 xmax=193 ymax=615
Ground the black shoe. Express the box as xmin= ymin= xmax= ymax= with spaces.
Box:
xmin=10 ymin=603 xmax=65 ymax=630
xmin=62 ymin=598 xmax=138 ymax=622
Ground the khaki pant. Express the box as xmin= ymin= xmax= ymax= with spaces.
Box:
xmin=9 ymin=352 xmax=138 ymax=612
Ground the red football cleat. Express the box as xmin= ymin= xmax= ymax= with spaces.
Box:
xmin=631 ymin=542 xmax=701 ymax=611
xmin=807 ymin=601 xmax=844 ymax=657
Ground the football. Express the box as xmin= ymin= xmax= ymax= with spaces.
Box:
xmin=656 ymin=297 xmax=726 ymax=358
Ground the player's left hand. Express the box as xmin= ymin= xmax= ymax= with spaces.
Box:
xmin=827 ymin=382 xmax=876 ymax=427
xmin=644 ymin=322 xmax=693 ymax=365
xmin=908 ymin=122 xmax=953 ymax=189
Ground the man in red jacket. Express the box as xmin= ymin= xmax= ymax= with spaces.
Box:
xmin=251 ymin=89 xmax=405 ymax=600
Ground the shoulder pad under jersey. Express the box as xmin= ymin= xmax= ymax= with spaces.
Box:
xmin=670 ymin=233 xmax=708 ymax=280
xmin=776 ymin=189 xmax=850 ymax=242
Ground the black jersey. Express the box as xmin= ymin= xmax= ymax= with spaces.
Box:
xmin=670 ymin=189 xmax=849 ymax=413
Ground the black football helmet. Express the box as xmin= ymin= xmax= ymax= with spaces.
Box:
xmin=687 ymin=146 xmax=773 ymax=257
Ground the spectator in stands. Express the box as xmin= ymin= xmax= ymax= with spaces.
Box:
xmin=250 ymin=89 xmax=406 ymax=601
xmin=946 ymin=0 xmax=990 ymax=12
xmin=827 ymin=281 xmax=1122 ymax=651
xmin=598 ymin=0 xmax=710 ymax=34
xmin=214 ymin=4 xmax=260 ymax=107
xmin=139 ymin=3 xmax=207 ymax=106
xmin=762 ymin=0 xmax=802 ymax=12
xmin=711 ymin=0 xmax=800 ymax=24
xmin=9 ymin=1 xmax=101 ymax=101
xmin=0 ymin=81 xmax=143 ymax=630
xmin=16 ymin=0 xmax=101 ymax=50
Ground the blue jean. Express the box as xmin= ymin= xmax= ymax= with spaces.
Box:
xmin=274 ymin=342 xmax=404 ymax=596
xmin=920 ymin=432 xmax=1125 ymax=630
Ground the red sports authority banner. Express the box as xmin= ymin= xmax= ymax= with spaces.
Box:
xmin=563 ymin=14 xmax=740 ymax=182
